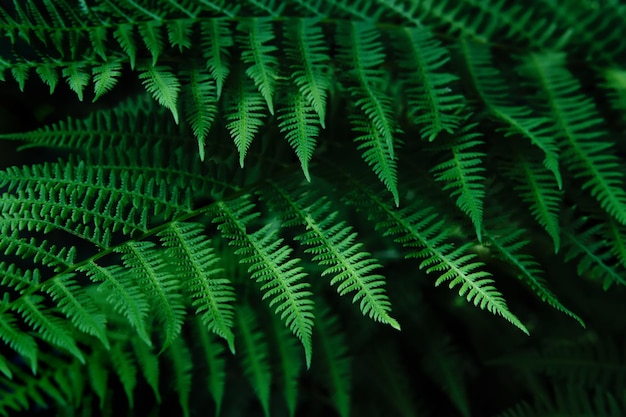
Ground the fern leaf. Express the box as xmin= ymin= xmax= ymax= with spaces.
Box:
xmin=285 ymin=18 xmax=332 ymax=127
xmin=0 ymin=356 xmax=10 ymax=380
xmin=80 ymin=261 xmax=152 ymax=346
xmin=182 ymin=67 xmax=218 ymax=161
xmin=86 ymin=349 xmax=109 ymax=409
xmin=92 ymin=60 xmax=122 ymax=102
xmin=35 ymin=62 xmax=59 ymax=94
xmin=201 ymin=18 xmax=233 ymax=98
xmin=237 ymin=18 xmax=279 ymax=114
xmin=61 ymin=63 xmax=89 ymax=101
xmin=350 ymin=187 xmax=528 ymax=334
xmin=264 ymin=181 xmax=400 ymax=330
xmin=139 ymin=65 xmax=180 ymax=124
xmin=0 ymin=310 xmax=38 ymax=373
xmin=314 ymin=303 xmax=351 ymax=417
xmin=114 ymin=23 xmax=137 ymax=69
xmin=463 ymin=41 xmax=561 ymax=185
xmin=139 ymin=21 xmax=164 ymax=66
xmin=167 ymin=18 xmax=193 ymax=52
xmin=337 ymin=22 xmax=398 ymax=158
xmin=110 ymin=342 xmax=137 ymax=408
xmin=117 ymin=241 xmax=186 ymax=349
xmin=277 ymin=89 xmax=320 ymax=181
xmin=396 ymin=27 xmax=464 ymax=141
xmin=430 ymin=122 xmax=486 ymax=241
xmin=224 ymin=67 xmax=267 ymax=167
xmin=10 ymin=64 xmax=29 ymax=92
xmin=12 ymin=295 xmax=85 ymax=363
xmin=195 ymin=318 xmax=227 ymax=416
xmin=352 ymin=116 xmax=399 ymax=206
xmin=43 ymin=274 xmax=110 ymax=348
xmin=562 ymin=212 xmax=626 ymax=289
xmin=521 ymin=52 xmax=626 ymax=224
xmin=211 ymin=197 xmax=314 ymax=367
xmin=269 ymin=308 xmax=302 ymax=417
xmin=236 ymin=305 xmax=272 ymax=417
xmin=484 ymin=223 xmax=583 ymax=326
xmin=167 ymin=337 xmax=193 ymax=417
xmin=158 ymin=222 xmax=236 ymax=352
xmin=501 ymin=152 xmax=562 ymax=252
xmin=130 ymin=337 xmax=161 ymax=403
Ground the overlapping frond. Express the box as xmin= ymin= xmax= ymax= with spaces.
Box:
xmin=395 ymin=26 xmax=464 ymax=141
xmin=520 ymin=52 xmax=626 ymax=224
xmin=263 ymin=180 xmax=400 ymax=330
xmin=348 ymin=185 xmax=527 ymax=334
xmin=210 ymin=196 xmax=315 ymax=366
xmin=430 ymin=122 xmax=486 ymax=241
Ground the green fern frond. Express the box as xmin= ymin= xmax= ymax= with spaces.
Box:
xmin=62 ymin=63 xmax=90 ymax=101
xmin=395 ymin=26 xmax=464 ymax=141
xmin=352 ymin=116 xmax=399 ymax=206
xmin=12 ymin=294 xmax=85 ymax=363
xmin=181 ymin=67 xmax=218 ymax=161
xmin=158 ymin=222 xmax=236 ymax=352
xmin=79 ymin=261 xmax=152 ymax=347
xmin=520 ymin=52 xmax=626 ymax=224
xmin=167 ymin=18 xmax=193 ymax=52
xmin=278 ymin=89 xmax=320 ymax=181
xmin=562 ymin=212 xmax=626 ymax=289
xmin=195 ymin=318 xmax=228 ymax=416
xmin=0 ymin=310 xmax=39 ymax=373
xmin=314 ymin=303 xmax=351 ymax=417
xmin=201 ymin=18 xmax=233 ymax=98
xmin=110 ymin=342 xmax=138 ymax=408
xmin=211 ymin=196 xmax=315 ymax=367
xmin=350 ymin=186 xmax=527 ymax=334
xmin=139 ymin=65 xmax=181 ymax=124
xmin=236 ymin=304 xmax=272 ymax=417
xmin=269 ymin=306 xmax=303 ymax=417
xmin=224 ymin=67 xmax=267 ymax=167
xmin=237 ymin=18 xmax=279 ymax=114
xmin=130 ymin=336 xmax=161 ymax=404
xmin=43 ymin=274 xmax=110 ymax=349
xmin=430 ymin=122 xmax=486 ymax=242
xmin=462 ymin=41 xmax=561 ymax=185
xmin=117 ymin=241 xmax=186 ymax=349
xmin=168 ymin=336 xmax=193 ymax=417
xmin=285 ymin=18 xmax=332 ymax=127
xmin=499 ymin=152 xmax=562 ymax=252
xmin=337 ymin=21 xmax=398 ymax=159
xmin=484 ymin=220 xmax=583 ymax=326
xmin=92 ymin=60 xmax=123 ymax=102
xmin=139 ymin=20 xmax=165 ymax=66
xmin=263 ymin=180 xmax=400 ymax=330
xmin=114 ymin=23 xmax=138 ymax=69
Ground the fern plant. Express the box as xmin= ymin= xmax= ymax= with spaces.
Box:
xmin=1 ymin=0 xmax=626 ymax=416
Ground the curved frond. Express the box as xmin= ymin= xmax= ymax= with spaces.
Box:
xmin=285 ymin=18 xmax=332 ymax=127
xmin=116 ymin=241 xmax=186 ymax=349
xmin=263 ymin=180 xmax=400 ymax=330
xmin=158 ymin=222 xmax=236 ymax=352
xmin=337 ymin=21 xmax=398 ymax=158
xmin=430 ymin=122 xmax=486 ymax=241
xmin=395 ymin=26 xmax=464 ymax=141
xmin=348 ymin=185 xmax=527 ymax=334
xmin=211 ymin=196 xmax=315 ymax=367
xmin=237 ymin=18 xmax=279 ymax=114
xmin=520 ymin=52 xmax=626 ymax=224
xmin=277 ymin=89 xmax=320 ymax=181
xmin=235 ymin=304 xmax=272 ymax=417
xmin=139 ymin=65 xmax=181 ymax=124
